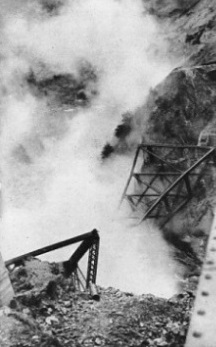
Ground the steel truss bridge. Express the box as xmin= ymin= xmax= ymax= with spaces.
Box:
xmin=121 ymin=142 xmax=216 ymax=346
xmin=6 ymin=229 xmax=100 ymax=294
xmin=120 ymin=143 xmax=215 ymax=226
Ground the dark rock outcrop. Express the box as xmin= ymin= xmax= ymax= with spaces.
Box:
xmin=144 ymin=63 xmax=216 ymax=144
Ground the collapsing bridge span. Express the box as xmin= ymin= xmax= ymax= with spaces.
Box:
xmin=121 ymin=144 xmax=215 ymax=226
xmin=6 ymin=229 xmax=100 ymax=295
xmin=121 ymin=142 xmax=216 ymax=346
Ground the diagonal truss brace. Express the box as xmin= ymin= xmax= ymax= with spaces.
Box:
xmin=6 ymin=229 xmax=100 ymax=291
xmin=141 ymin=147 xmax=215 ymax=222
xmin=120 ymin=144 xmax=215 ymax=225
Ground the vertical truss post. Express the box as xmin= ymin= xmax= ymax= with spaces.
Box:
xmin=6 ymin=230 xmax=100 ymax=295
xmin=86 ymin=230 xmax=100 ymax=288
xmin=120 ymin=146 xmax=141 ymax=204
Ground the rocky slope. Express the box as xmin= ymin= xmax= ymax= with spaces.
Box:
xmin=107 ymin=0 xmax=216 ymax=151
xmin=138 ymin=0 xmax=216 ymax=269
xmin=144 ymin=0 xmax=216 ymax=64
xmin=1 ymin=259 xmax=194 ymax=347
xmin=104 ymin=0 xmax=216 ymax=267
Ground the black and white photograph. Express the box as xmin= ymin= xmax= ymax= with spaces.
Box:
xmin=0 ymin=0 xmax=216 ymax=346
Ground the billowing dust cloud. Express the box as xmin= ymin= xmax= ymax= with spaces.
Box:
xmin=0 ymin=0 xmax=180 ymax=297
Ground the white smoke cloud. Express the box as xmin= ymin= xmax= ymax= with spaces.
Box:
xmin=0 ymin=0 xmax=180 ymax=297
xmin=2 ymin=0 xmax=172 ymax=111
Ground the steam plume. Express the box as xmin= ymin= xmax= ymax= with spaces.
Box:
xmin=0 ymin=0 xmax=179 ymax=297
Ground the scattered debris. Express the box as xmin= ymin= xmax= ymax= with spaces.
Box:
xmin=0 ymin=258 xmax=196 ymax=347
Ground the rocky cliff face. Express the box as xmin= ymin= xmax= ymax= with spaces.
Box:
xmin=142 ymin=0 xmax=216 ymax=145
xmin=143 ymin=63 xmax=216 ymax=144
xmin=140 ymin=0 xmax=216 ymax=265
xmin=102 ymin=0 xmax=216 ymax=278
xmin=143 ymin=0 xmax=216 ymax=64
xmin=107 ymin=0 xmax=216 ymax=152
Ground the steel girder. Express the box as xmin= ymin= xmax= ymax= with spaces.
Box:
xmin=120 ymin=144 xmax=215 ymax=226
xmin=6 ymin=229 xmax=100 ymax=291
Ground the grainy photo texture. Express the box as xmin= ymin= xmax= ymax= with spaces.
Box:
xmin=1 ymin=0 xmax=216 ymax=346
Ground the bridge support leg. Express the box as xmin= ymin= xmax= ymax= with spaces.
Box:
xmin=86 ymin=233 xmax=100 ymax=288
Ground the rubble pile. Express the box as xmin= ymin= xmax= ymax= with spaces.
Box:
xmin=0 ymin=259 xmax=195 ymax=347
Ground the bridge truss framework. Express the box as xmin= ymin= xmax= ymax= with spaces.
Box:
xmin=6 ymin=229 xmax=100 ymax=291
xmin=121 ymin=144 xmax=215 ymax=226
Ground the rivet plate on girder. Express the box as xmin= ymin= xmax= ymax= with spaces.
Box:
xmin=185 ymin=213 xmax=216 ymax=347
